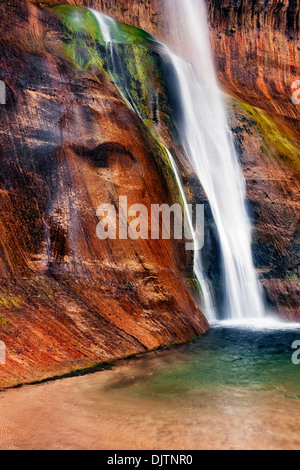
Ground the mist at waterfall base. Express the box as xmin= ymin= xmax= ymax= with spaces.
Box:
xmin=90 ymin=0 xmax=266 ymax=322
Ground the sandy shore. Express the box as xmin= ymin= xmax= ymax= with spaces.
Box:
xmin=0 ymin=349 xmax=300 ymax=450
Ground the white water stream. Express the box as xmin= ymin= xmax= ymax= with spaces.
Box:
xmin=91 ymin=1 xmax=265 ymax=320
xmin=163 ymin=0 xmax=265 ymax=319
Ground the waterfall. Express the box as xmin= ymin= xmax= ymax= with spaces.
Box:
xmin=163 ymin=0 xmax=265 ymax=319
xmin=90 ymin=2 xmax=265 ymax=320
xmin=91 ymin=8 xmax=216 ymax=320
xmin=166 ymin=149 xmax=216 ymax=321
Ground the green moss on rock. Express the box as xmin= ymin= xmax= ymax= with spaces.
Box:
xmin=52 ymin=5 xmax=101 ymax=42
xmin=238 ymin=101 xmax=300 ymax=176
xmin=40 ymin=4 xmax=183 ymax=197
xmin=37 ymin=5 xmax=191 ymax=271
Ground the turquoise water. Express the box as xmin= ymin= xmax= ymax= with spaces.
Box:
xmin=2 ymin=320 xmax=300 ymax=449
xmin=106 ymin=321 xmax=300 ymax=401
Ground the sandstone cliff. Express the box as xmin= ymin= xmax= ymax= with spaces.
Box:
xmin=207 ymin=0 xmax=300 ymax=139
xmin=26 ymin=1 xmax=300 ymax=129
xmin=0 ymin=0 xmax=208 ymax=389
xmin=0 ymin=0 xmax=299 ymax=389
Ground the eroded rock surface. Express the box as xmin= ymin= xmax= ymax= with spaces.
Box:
xmin=0 ymin=0 xmax=208 ymax=388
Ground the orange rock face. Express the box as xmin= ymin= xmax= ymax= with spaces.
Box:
xmin=0 ymin=0 xmax=299 ymax=388
xmin=206 ymin=0 xmax=300 ymax=139
xmin=27 ymin=0 xmax=300 ymax=127
xmin=225 ymin=98 xmax=299 ymax=321
xmin=0 ymin=0 xmax=208 ymax=389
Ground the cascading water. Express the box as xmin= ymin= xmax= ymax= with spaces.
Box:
xmin=90 ymin=2 xmax=265 ymax=320
xmin=91 ymin=8 xmax=216 ymax=320
xmin=166 ymin=149 xmax=216 ymax=321
xmin=163 ymin=0 xmax=265 ymax=319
